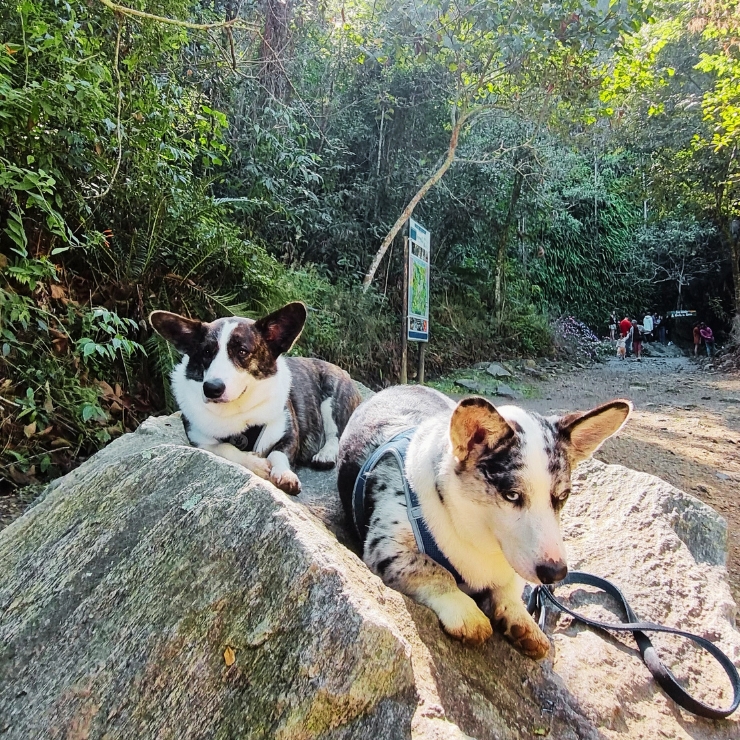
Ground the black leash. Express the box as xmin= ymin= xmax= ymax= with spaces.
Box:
xmin=527 ymin=571 xmax=740 ymax=720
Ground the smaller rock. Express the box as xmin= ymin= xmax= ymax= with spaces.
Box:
xmin=629 ymin=385 xmax=647 ymax=392
xmin=496 ymin=383 xmax=523 ymax=400
xmin=524 ymin=359 xmax=537 ymax=369
xmin=455 ymin=379 xmax=484 ymax=393
xmin=485 ymin=363 xmax=511 ymax=378
xmin=472 ymin=362 xmax=491 ymax=370
xmin=720 ymin=398 xmax=740 ymax=404
xmin=696 ymin=485 xmax=709 ymax=493
xmin=716 ymin=472 xmax=731 ymax=481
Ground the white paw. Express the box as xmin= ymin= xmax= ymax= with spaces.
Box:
xmin=312 ymin=437 xmax=339 ymax=467
xmin=433 ymin=590 xmax=492 ymax=646
xmin=270 ymin=469 xmax=302 ymax=496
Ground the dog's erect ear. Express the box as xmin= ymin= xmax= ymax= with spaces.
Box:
xmin=149 ymin=311 xmax=205 ymax=354
xmin=557 ymin=399 xmax=632 ymax=464
xmin=254 ymin=302 xmax=307 ymax=357
xmin=450 ymin=396 xmax=515 ymax=463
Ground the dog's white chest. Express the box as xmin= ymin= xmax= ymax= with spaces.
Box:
xmin=170 ymin=358 xmax=290 ymax=446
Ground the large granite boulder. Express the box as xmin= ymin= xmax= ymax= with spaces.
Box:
xmin=0 ymin=414 xmax=738 ymax=739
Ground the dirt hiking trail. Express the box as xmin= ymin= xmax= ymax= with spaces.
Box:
xmin=516 ymin=355 xmax=740 ymax=603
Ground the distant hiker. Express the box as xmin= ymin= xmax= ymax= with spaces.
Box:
xmin=654 ymin=313 xmax=666 ymax=344
xmin=609 ymin=311 xmax=618 ymax=341
xmin=620 ymin=316 xmax=632 ymax=356
xmin=643 ymin=313 xmax=653 ymax=341
xmin=700 ymin=323 xmax=715 ymax=357
xmin=693 ymin=323 xmax=701 ymax=357
xmin=630 ymin=320 xmax=643 ymax=361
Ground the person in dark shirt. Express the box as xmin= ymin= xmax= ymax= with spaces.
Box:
xmin=630 ymin=320 xmax=643 ymax=361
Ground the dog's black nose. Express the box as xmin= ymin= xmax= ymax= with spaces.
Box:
xmin=203 ymin=379 xmax=226 ymax=399
xmin=536 ymin=561 xmax=568 ymax=584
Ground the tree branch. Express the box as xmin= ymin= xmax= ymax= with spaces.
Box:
xmin=97 ymin=0 xmax=256 ymax=31
xmin=361 ymin=105 xmax=484 ymax=290
xmin=87 ymin=22 xmax=123 ymax=200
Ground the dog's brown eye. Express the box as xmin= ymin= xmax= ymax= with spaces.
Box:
xmin=501 ymin=491 xmax=521 ymax=504
xmin=237 ymin=348 xmax=248 ymax=357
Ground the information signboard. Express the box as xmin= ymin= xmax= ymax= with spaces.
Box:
xmin=407 ymin=218 xmax=430 ymax=342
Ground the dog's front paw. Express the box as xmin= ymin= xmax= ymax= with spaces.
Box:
xmin=270 ymin=469 xmax=302 ymax=496
xmin=493 ymin=603 xmax=550 ymax=660
xmin=435 ymin=590 xmax=493 ymax=646
xmin=245 ymin=454 xmax=272 ymax=480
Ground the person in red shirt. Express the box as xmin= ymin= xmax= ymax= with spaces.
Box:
xmin=619 ymin=316 xmax=632 ymax=356
xmin=699 ymin=323 xmax=715 ymax=356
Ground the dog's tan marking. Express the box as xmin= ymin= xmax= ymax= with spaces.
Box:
xmin=449 ymin=396 xmax=514 ymax=464
xmin=491 ymin=596 xmax=550 ymax=659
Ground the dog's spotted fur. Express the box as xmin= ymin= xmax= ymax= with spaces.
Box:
xmin=337 ymin=385 xmax=631 ymax=657
xmin=150 ymin=303 xmax=361 ymax=495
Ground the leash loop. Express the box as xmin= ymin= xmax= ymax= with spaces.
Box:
xmin=528 ymin=571 xmax=740 ymax=719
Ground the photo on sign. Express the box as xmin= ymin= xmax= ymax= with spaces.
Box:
xmin=410 ymin=258 xmax=428 ymax=316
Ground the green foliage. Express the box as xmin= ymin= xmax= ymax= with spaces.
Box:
xmin=1 ymin=0 xmax=737 ymax=496
xmin=0 ymin=0 xmax=283 ymax=488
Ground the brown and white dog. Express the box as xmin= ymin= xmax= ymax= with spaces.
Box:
xmin=337 ymin=386 xmax=631 ymax=658
xmin=150 ymin=302 xmax=361 ymax=495
xmin=616 ymin=337 xmax=627 ymax=360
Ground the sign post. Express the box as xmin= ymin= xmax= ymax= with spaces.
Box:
xmin=401 ymin=218 xmax=430 ymax=384
xmin=400 ymin=234 xmax=409 ymax=384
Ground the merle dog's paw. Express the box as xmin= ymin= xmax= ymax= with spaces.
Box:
xmin=435 ymin=591 xmax=493 ymax=646
xmin=493 ymin=602 xmax=550 ymax=660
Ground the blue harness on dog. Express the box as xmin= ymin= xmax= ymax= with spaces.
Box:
xmin=351 ymin=428 xmax=464 ymax=585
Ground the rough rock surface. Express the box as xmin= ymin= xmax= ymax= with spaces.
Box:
xmin=485 ymin=363 xmax=512 ymax=379
xmin=0 ymin=414 xmax=738 ymax=739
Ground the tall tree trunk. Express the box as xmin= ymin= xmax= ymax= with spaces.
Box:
xmin=362 ymin=106 xmax=478 ymax=291
xmin=725 ymin=221 xmax=740 ymax=317
xmin=494 ymin=166 xmax=525 ymax=320
xmin=259 ymin=0 xmax=291 ymax=101
xmin=732 ymin=243 xmax=740 ymax=318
